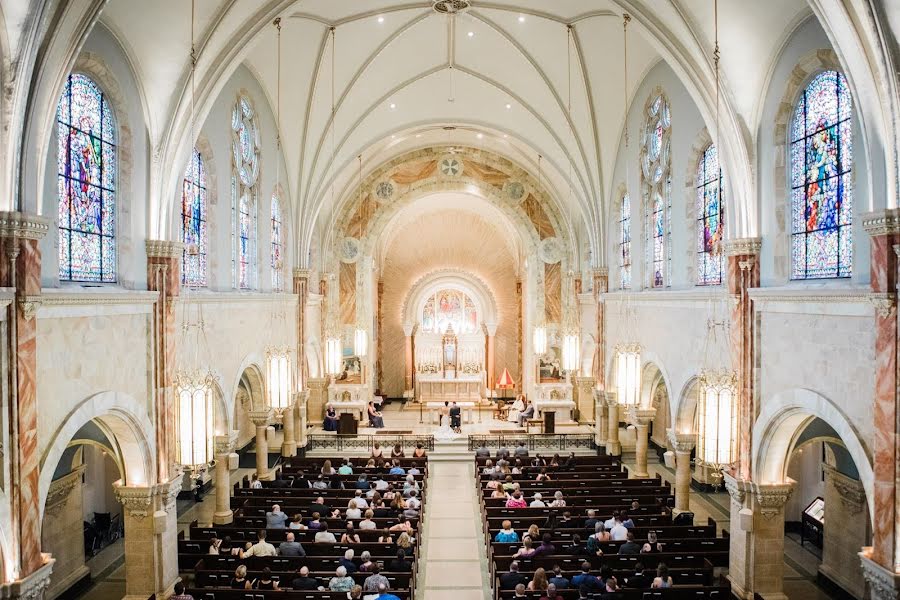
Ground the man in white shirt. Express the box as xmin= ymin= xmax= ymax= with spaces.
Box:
xmin=405 ymin=491 xmax=421 ymax=510
xmin=353 ymin=490 xmax=369 ymax=509
xmin=530 ymin=493 xmax=546 ymax=508
xmin=374 ymin=477 xmax=389 ymax=491
xmin=241 ymin=530 xmax=277 ymax=557
xmin=610 ymin=517 xmax=629 ymax=541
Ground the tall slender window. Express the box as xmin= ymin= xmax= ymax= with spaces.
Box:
xmin=641 ymin=94 xmax=672 ymax=288
xmin=231 ymin=96 xmax=260 ymax=289
xmin=790 ymin=70 xmax=852 ymax=279
xmin=271 ymin=193 xmax=284 ymax=291
xmin=696 ymin=144 xmax=725 ymax=285
xmin=182 ymin=147 xmax=207 ymax=287
xmin=619 ymin=193 xmax=632 ymax=289
xmin=56 ymin=73 xmax=117 ymax=282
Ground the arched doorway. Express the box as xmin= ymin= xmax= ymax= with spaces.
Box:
xmin=640 ymin=362 xmax=671 ymax=449
xmin=232 ymin=364 xmax=266 ymax=449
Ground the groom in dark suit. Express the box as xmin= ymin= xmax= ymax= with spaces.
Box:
xmin=449 ymin=401 xmax=462 ymax=432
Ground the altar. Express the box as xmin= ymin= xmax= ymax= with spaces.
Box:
xmin=532 ymin=382 xmax=576 ymax=423
xmin=327 ymin=383 xmax=369 ymax=421
xmin=415 ymin=375 xmax=482 ymax=404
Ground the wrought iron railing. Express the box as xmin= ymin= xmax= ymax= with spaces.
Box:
xmin=307 ymin=434 xmax=435 ymax=452
xmin=468 ymin=433 xmax=594 ymax=452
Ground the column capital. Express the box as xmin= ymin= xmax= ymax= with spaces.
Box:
xmin=402 ymin=322 xmax=415 ymax=336
xmin=724 ymin=237 xmax=762 ymax=256
xmin=859 ymin=550 xmax=900 ymax=600
xmin=822 ymin=463 xmax=866 ymax=515
xmin=44 ymin=466 xmax=84 ymax=518
xmin=592 ymin=267 xmax=609 ymax=278
xmin=294 ymin=389 xmax=310 ymax=405
xmin=114 ymin=485 xmax=154 ymax=520
xmin=153 ymin=475 xmax=182 ymax=513
xmin=0 ymin=556 xmax=55 ymax=600
xmin=0 ymin=211 xmax=50 ymax=240
xmin=483 ymin=322 xmax=498 ymax=336
xmin=145 ymin=239 xmax=184 ymax=259
xmin=626 ymin=406 xmax=656 ymax=426
xmin=307 ymin=377 xmax=329 ymax=390
xmin=214 ymin=431 xmax=239 ymax=456
xmin=249 ymin=408 xmax=273 ymax=427
xmin=605 ymin=391 xmax=620 ymax=406
xmin=293 ymin=268 xmax=311 ymax=280
xmin=667 ymin=430 xmax=696 ymax=453
xmin=862 ymin=208 xmax=900 ymax=237
xmin=723 ymin=473 xmax=749 ymax=506
xmin=574 ymin=376 xmax=595 ymax=387
xmin=750 ymin=480 xmax=793 ymax=519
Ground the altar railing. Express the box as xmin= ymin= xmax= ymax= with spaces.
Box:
xmin=307 ymin=434 xmax=435 ymax=452
xmin=467 ymin=433 xmax=594 ymax=452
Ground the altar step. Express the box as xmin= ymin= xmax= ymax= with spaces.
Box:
xmin=428 ymin=438 xmax=473 ymax=462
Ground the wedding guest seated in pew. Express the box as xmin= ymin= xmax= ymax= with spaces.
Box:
xmin=388 ymin=549 xmax=411 ymax=572
xmin=390 ymin=518 xmax=415 ymax=534
xmin=564 ymin=534 xmax=590 ymax=558
xmin=548 ymin=565 xmax=569 ymax=589
xmin=623 ymin=562 xmax=650 ymax=589
xmin=529 ymin=493 xmax=546 ymax=508
xmin=549 ymin=490 xmax=566 ymax=508
xmin=314 ymin=521 xmax=336 ymax=543
xmin=339 ymin=458 xmax=354 ymax=475
xmin=527 ymin=567 xmax=549 ymax=591
xmin=618 ymin=531 xmax=641 ymax=555
xmin=231 ymin=565 xmax=252 ymax=590
xmin=341 ymin=523 xmax=360 ymax=544
xmin=292 ymin=470 xmax=310 ymax=488
xmin=583 ymin=509 xmax=599 ymax=533
xmin=241 ymin=530 xmax=276 ymax=558
xmin=513 ymin=583 xmax=528 ymax=598
xmin=587 ymin=523 xmax=609 ymax=556
xmin=359 ymin=550 xmax=375 ymax=572
xmin=372 ymin=442 xmax=384 ymax=458
xmin=346 ymin=500 xmax=363 ymax=520
xmin=533 ymin=533 xmax=555 ymax=557
xmin=279 ymin=531 xmax=306 ymax=556
xmin=349 ymin=584 xmax=363 ymax=599
xmin=652 ymin=563 xmax=673 ymax=588
xmin=339 ymin=549 xmax=358 ymax=573
xmin=506 ymin=490 xmax=527 ymax=508
xmin=413 ymin=442 xmax=427 ymax=458
xmin=396 ymin=531 xmax=414 ymax=556
xmin=208 ymin=535 xmax=222 ymax=555
xmin=329 ymin=566 xmax=355 ymax=592
xmin=355 ymin=474 xmax=369 ymax=490
xmin=495 ymin=520 xmax=519 ymax=543
xmin=266 ymin=503 xmax=288 ymax=528
xmin=512 ymin=537 xmax=536 ymax=559
xmin=540 ymin=582 xmax=564 ymax=600
xmin=642 ymin=530 xmax=664 ymax=554
xmin=360 ymin=510 xmax=376 ymax=530
xmin=389 ymin=460 xmax=405 ymax=475
xmin=500 ymin=561 xmax=528 ymax=590
xmin=391 ymin=443 xmax=404 ymax=458
xmin=599 ymin=575 xmax=620 ymax=599
xmin=290 ymin=566 xmax=320 ymax=590
xmin=523 ymin=524 xmax=540 ymax=543
xmin=375 ymin=583 xmax=402 ymax=600
xmin=312 ymin=475 xmax=330 ymax=490
xmin=253 ymin=567 xmax=279 ymax=590
xmin=571 ymin=562 xmax=601 ymax=592
xmin=322 ymin=459 xmax=337 ymax=475
xmin=309 ymin=512 xmax=322 ymax=530
xmin=250 ymin=474 xmax=263 ymax=489
xmin=363 ymin=564 xmax=389 ymax=591
xmin=171 ymin=581 xmax=194 ymax=600
xmin=405 ymin=490 xmax=421 ymax=510
xmin=475 ymin=442 xmax=491 ymax=458
xmin=491 ymin=485 xmax=508 ymax=499
xmin=403 ymin=474 xmax=420 ymax=497
xmin=535 ymin=468 xmax=552 ymax=482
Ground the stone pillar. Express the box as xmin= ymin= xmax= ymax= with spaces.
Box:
xmin=295 ymin=390 xmax=310 ymax=450
xmin=0 ymin=213 xmax=50 ymax=580
xmin=306 ymin=378 xmax=329 ymax=425
xmin=723 ymin=238 xmax=760 ymax=481
xmin=819 ymin=465 xmax=866 ymax=599
xmin=280 ymin=400 xmax=297 ymax=457
xmin=114 ymin=476 xmax=181 ymax=600
xmin=606 ymin=395 xmax=621 ymax=456
xmin=593 ymin=390 xmax=608 ymax=447
xmin=724 ymin=475 xmax=793 ymax=600
xmin=292 ymin=269 xmax=310 ymax=390
xmin=861 ymin=210 xmax=900 ymax=574
xmin=592 ymin=268 xmax=608 ymax=390
xmin=627 ymin=407 xmax=656 ymax=478
xmin=213 ymin=433 xmax=238 ymax=525
xmin=403 ymin=324 xmax=414 ymax=394
xmin=667 ymin=431 xmax=696 ymax=512
xmin=250 ymin=409 xmax=273 ymax=480
xmin=41 ymin=466 xmax=87 ymax=598
xmin=574 ymin=376 xmax=595 ymax=423
xmin=377 ymin=279 xmax=384 ymax=392
xmin=485 ymin=323 xmax=497 ymax=391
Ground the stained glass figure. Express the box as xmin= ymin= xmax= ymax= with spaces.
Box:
xmin=271 ymin=194 xmax=284 ymax=292
xmin=696 ymin=144 xmax=725 ymax=285
xmin=181 ymin=148 xmax=207 ymax=287
xmin=641 ymin=93 xmax=672 ymax=288
xmin=231 ymin=96 xmax=260 ymax=288
xmin=57 ymin=74 xmax=117 ymax=282
xmin=238 ymin=195 xmax=256 ymax=289
xmin=790 ymin=70 xmax=852 ymax=279
xmin=422 ymin=290 xmax=478 ymax=334
xmin=619 ymin=193 xmax=631 ymax=289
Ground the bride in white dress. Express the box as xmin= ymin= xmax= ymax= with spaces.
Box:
xmin=435 ymin=401 xmax=456 ymax=440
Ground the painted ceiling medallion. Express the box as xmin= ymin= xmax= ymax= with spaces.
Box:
xmin=432 ymin=0 xmax=471 ymax=15
xmin=340 ymin=237 xmax=361 ymax=263
xmin=374 ymin=180 xmax=395 ymax=203
xmin=505 ymin=181 xmax=526 ymax=202
xmin=439 ymin=157 xmax=463 ymax=177
xmin=539 ymin=237 xmax=565 ymax=264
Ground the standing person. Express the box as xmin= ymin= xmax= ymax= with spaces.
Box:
xmin=449 ymin=401 xmax=462 ymax=432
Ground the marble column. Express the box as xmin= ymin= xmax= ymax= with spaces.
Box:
xmin=574 ymin=376 xmax=595 ymax=423
xmin=377 ymin=279 xmax=384 ymax=392
xmin=146 ymin=240 xmax=183 ymax=486
xmin=861 ymin=210 xmax=900 ymax=574
xmin=114 ymin=476 xmax=181 ymax=600
xmin=280 ymin=400 xmax=297 ymax=457
xmin=593 ymin=390 xmax=609 ymax=447
xmin=0 ymin=212 xmax=50 ymax=580
xmin=592 ymin=268 xmax=608 ymax=390
xmin=606 ymin=394 xmax=621 ymax=456
xmin=724 ymin=474 xmax=793 ymax=600
xmin=403 ymin=324 xmax=414 ymax=394
xmin=249 ymin=409 xmax=273 ymax=480
xmin=213 ymin=433 xmax=238 ymax=525
xmin=292 ymin=269 xmax=310 ymax=390
xmin=306 ymin=378 xmax=329 ymax=425
xmin=295 ymin=390 xmax=310 ymax=450
xmin=819 ymin=465 xmax=866 ymax=599
xmin=667 ymin=431 xmax=696 ymax=512
xmin=627 ymin=407 xmax=656 ymax=478
xmin=485 ymin=323 xmax=497 ymax=392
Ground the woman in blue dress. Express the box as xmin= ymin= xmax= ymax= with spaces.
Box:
xmin=323 ymin=403 xmax=338 ymax=432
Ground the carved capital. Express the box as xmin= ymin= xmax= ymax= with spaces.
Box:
xmin=823 ymin=464 xmax=866 ymax=515
xmin=0 ymin=556 xmax=55 ymax=599
xmin=750 ymin=481 xmax=793 ymax=520
xmin=666 ymin=430 xmax=696 ymax=453
xmin=862 ymin=209 xmax=900 ymax=237
xmin=293 ymin=268 xmax=311 ymax=280
xmin=0 ymin=211 xmax=50 ymax=240
xmin=626 ymin=407 xmax=656 ymax=427
xmin=604 ymin=391 xmax=619 ymax=407
xmin=250 ymin=408 xmax=273 ymax=427
xmin=738 ymin=257 xmax=756 ymax=272
xmin=724 ymin=237 xmax=762 ymax=257
xmin=145 ymin=239 xmax=184 ymax=259
xmin=18 ymin=296 xmax=41 ymax=321
xmin=859 ymin=550 xmax=900 ymax=599
xmin=214 ymin=432 xmax=239 ymax=456
xmin=307 ymin=377 xmax=329 ymax=391
xmin=869 ymin=292 xmax=896 ymax=318
xmin=153 ymin=475 xmax=182 ymax=512
xmin=114 ymin=485 xmax=153 ymax=520
xmin=723 ymin=473 xmax=748 ymax=506
xmin=44 ymin=467 xmax=83 ymax=517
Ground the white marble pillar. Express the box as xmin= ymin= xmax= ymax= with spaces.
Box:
xmin=593 ymin=389 xmax=607 ymax=447
xmin=627 ymin=407 xmax=656 ymax=478
xmin=295 ymin=390 xmax=309 ymax=450
xmin=213 ymin=433 xmax=238 ymax=524
xmin=249 ymin=409 xmax=273 ymax=480
xmin=606 ymin=395 xmax=621 ymax=456
xmin=667 ymin=431 xmax=696 ymax=512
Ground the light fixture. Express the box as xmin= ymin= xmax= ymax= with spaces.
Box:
xmin=266 ymin=348 xmax=292 ymax=410
xmin=562 ymin=330 xmax=580 ymax=373
xmin=467 ymin=30 xmax=474 ymax=37
xmin=355 ymin=327 xmax=368 ymax=357
xmin=614 ymin=343 xmax=641 ymax=406
xmin=476 ymin=132 xmax=484 ymax=139
xmin=518 ymin=15 xmax=526 ymax=23
xmin=415 ymin=133 xmax=422 ymax=138
xmin=378 ymin=15 xmax=385 ymax=23
xmin=505 ymin=103 xmax=512 ymax=110
xmin=325 ymin=335 xmax=342 ymax=377
xmin=390 ymin=102 xmax=397 ymax=110
xmin=533 ymin=325 xmax=547 ymax=356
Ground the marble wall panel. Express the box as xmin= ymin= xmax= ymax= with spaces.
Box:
xmin=340 ymin=262 xmax=356 ymax=325
xmin=544 ymin=263 xmax=562 ymax=324
xmin=522 ymin=194 xmax=555 ymax=240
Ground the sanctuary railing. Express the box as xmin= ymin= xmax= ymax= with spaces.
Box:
xmin=306 ymin=433 xmax=435 ymax=452
xmin=468 ymin=433 xmax=594 ymax=452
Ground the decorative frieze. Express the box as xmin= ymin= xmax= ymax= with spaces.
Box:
xmin=44 ymin=468 xmax=82 ymax=517
xmin=859 ymin=550 xmax=900 ymax=600
xmin=862 ymin=208 xmax=900 ymax=236
xmin=0 ymin=211 xmax=50 ymax=240
xmin=723 ymin=473 xmax=747 ymax=506
xmin=214 ymin=432 xmax=238 ymax=457
xmin=145 ymin=239 xmax=184 ymax=258
xmin=0 ymin=556 xmax=55 ymax=600
xmin=724 ymin=237 xmax=762 ymax=257
xmin=750 ymin=481 xmax=793 ymax=520
xmin=869 ymin=292 xmax=896 ymax=318
xmin=626 ymin=407 xmax=657 ymax=427
xmin=153 ymin=476 xmax=182 ymax=513
xmin=114 ymin=486 xmax=153 ymax=520
xmin=249 ymin=409 xmax=273 ymax=428
xmin=823 ymin=464 xmax=866 ymax=515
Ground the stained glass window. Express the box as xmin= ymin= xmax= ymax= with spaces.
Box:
xmin=641 ymin=93 xmax=672 ymax=288
xmin=420 ymin=289 xmax=478 ymax=334
xmin=231 ymin=96 xmax=260 ymax=288
xmin=181 ymin=148 xmax=207 ymax=287
xmin=790 ymin=70 xmax=852 ymax=279
xmin=696 ymin=144 xmax=725 ymax=285
xmin=56 ymin=73 xmax=117 ymax=282
xmin=619 ymin=193 xmax=631 ymax=289
xmin=271 ymin=193 xmax=284 ymax=292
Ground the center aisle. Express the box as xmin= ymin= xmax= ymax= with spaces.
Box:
xmin=417 ymin=438 xmax=492 ymax=600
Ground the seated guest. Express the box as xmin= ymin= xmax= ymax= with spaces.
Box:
xmin=373 ymin=501 xmax=393 ymax=519
xmin=564 ymin=534 xmax=590 ymax=557
xmin=231 ymin=565 xmax=252 ymax=589
xmin=513 ymin=583 xmax=528 ymax=598
xmin=523 ymin=524 xmax=541 ymax=543
xmin=291 ymin=566 xmax=320 ymax=590
xmin=548 ymin=565 xmax=569 ymax=589
xmin=599 ymin=576 xmax=620 ymax=599
xmin=475 ymin=443 xmax=491 ymax=458
xmin=403 ymin=475 xmax=420 ymax=497
xmin=618 ymin=531 xmax=641 ymax=555
xmin=363 ymin=564 xmax=388 ymax=592
xmin=506 ymin=491 xmax=527 ymax=508
xmin=348 ymin=585 xmax=363 ymax=600
xmin=308 ymin=512 xmax=322 ymax=530
xmin=170 ymin=581 xmax=194 ymax=600
xmin=352 ymin=489 xmax=369 ymax=509
xmin=253 ymin=567 xmax=279 ymax=590
xmin=389 ymin=518 xmax=415 ymax=533
xmin=530 ymin=492 xmax=546 ymax=507
xmin=413 ymin=442 xmax=427 ymax=457
xmin=486 ymin=472 xmax=501 ymax=490
xmin=491 ymin=486 xmax=508 ymax=499
xmin=533 ymin=532 xmax=556 ymax=556
xmin=328 ymin=566 xmax=354 ymax=592
xmin=270 ymin=472 xmax=289 ymax=488
xmin=623 ymin=562 xmax=650 ymax=589
xmin=359 ymin=509 xmax=377 ymax=529
xmin=406 ymin=489 xmax=421 ymax=509
xmin=389 ymin=459 xmax=405 ymax=475
xmin=610 ymin=515 xmax=629 ymax=541
xmin=266 ymin=503 xmax=288 ymax=528
xmin=587 ymin=523 xmax=609 ymax=556
xmin=571 ymin=562 xmax=601 ymax=592
xmin=535 ymin=468 xmax=552 ymax=481
xmin=339 ymin=549 xmax=358 ymax=574
xmin=514 ymin=440 xmax=529 ymax=457
xmin=577 ymin=585 xmax=592 ymax=600
xmin=389 ymin=549 xmax=412 ymax=572
xmin=500 ymin=562 xmax=528 ymax=590
xmin=241 ymin=530 xmax=276 ymax=558
xmin=371 ymin=442 xmax=384 ymax=458
xmin=642 ymin=530 xmax=664 ymax=553
xmin=292 ymin=470 xmax=310 ymax=488
xmin=355 ymin=474 xmax=369 ymax=490
xmin=218 ymin=536 xmax=237 ymax=556
xmin=408 ymin=463 xmax=421 ymax=475
xmin=496 ymin=444 xmax=510 ymax=459
xmin=374 ymin=583 xmax=402 ymax=600
xmin=652 ymin=563 xmax=673 ymax=588
xmin=314 ymin=521 xmax=336 ymax=543
xmin=620 ymin=510 xmax=635 ymax=528
xmin=391 ymin=443 xmax=405 ymax=458
xmin=402 ymin=503 xmax=420 ymax=520
xmin=208 ymin=535 xmax=222 ymax=555
xmin=338 ymin=458 xmax=354 ymax=475
xmin=512 ymin=537 xmax=536 ymax=559
xmin=584 ymin=509 xmax=599 ymax=533
xmin=396 ymin=531 xmax=414 ymax=555
xmin=517 ymin=400 xmax=535 ymax=427
xmin=289 ymin=514 xmax=307 ymax=530
xmin=321 ymin=459 xmax=336 ymax=475
xmin=501 ymin=476 xmax=516 ymax=493
xmin=308 ymin=496 xmax=337 ymax=519
xmin=312 ymin=475 xmax=329 ymax=490
xmin=549 ymin=490 xmax=566 ymax=507
xmin=346 ymin=500 xmax=362 ymax=520
xmin=548 ymin=453 xmax=561 ymax=468
xmin=323 ymin=403 xmax=339 ymax=431
xmin=279 ymin=532 xmax=305 ymax=556
xmin=527 ymin=567 xmax=549 ymax=591
xmin=368 ymin=402 xmax=385 ymax=428
xmin=341 ymin=522 xmax=361 ymax=544
xmin=540 ymin=582 xmax=564 ymax=600
xmin=495 ymin=520 xmax=519 ymax=543
xmin=358 ymin=550 xmax=375 ymax=573
xmin=562 ymin=452 xmax=577 ymax=470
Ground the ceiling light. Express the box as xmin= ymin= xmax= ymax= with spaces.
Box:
xmin=391 ymin=134 xmax=396 ymax=139
xmin=503 ymin=134 xmax=509 ymax=138
xmin=518 ymin=15 xmax=526 ymax=23
xmin=506 ymin=103 xmax=512 ymax=110
xmin=476 ymin=133 xmax=484 ymax=139
xmin=467 ymin=31 xmax=475 ymax=38
xmin=378 ymin=16 xmax=385 ymax=23
xmin=390 ymin=103 xmax=396 ymax=110
xmin=415 ymin=134 xmax=422 ymax=138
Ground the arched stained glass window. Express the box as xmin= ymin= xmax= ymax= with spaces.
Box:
xmin=790 ymin=70 xmax=852 ymax=279
xmin=619 ymin=193 xmax=631 ymax=289
xmin=231 ymin=96 xmax=260 ymax=289
xmin=696 ymin=144 xmax=725 ymax=285
xmin=271 ymin=193 xmax=284 ymax=292
xmin=182 ymin=148 xmax=207 ymax=287
xmin=641 ymin=93 xmax=672 ymax=288
xmin=56 ymin=73 xmax=117 ymax=282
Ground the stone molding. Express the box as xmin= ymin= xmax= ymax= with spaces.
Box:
xmin=667 ymin=430 xmax=696 ymax=453
xmin=750 ymin=481 xmax=793 ymax=520
xmin=823 ymin=464 xmax=866 ymax=515
xmin=307 ymin=378 xmax=329 ymax=390
xmin=748 ymin=287 xmax=876 ymax=304
xmin=249 ymin=409 xmax=273 ymax=427
xmin=868 ymin=292 xmax=896 ymax=318
xmin=293 ymin=268 xmax=311 ymax=279
xmin=604 ymin=391 xmax=619 ymax=406
xmin=294 ymin=389 xmax=310 ymax=405
xmin=0 ymin=556 xmax=55 ymax=600
xmin=114 ymin=485 xmax=153 ymax=520
xmin=44 ymin=467 xmax=83 ymax=517
xmin=0 ymin=211 xmax=50 ymax=240
xmin=723 ymin=473 xmax=748 ymax=506
xmin=724 ymin=237 xmax=762 ymax=257
xmin=145 ymin=240 xmax=184 ymax=258
xmin=862 ymin=209 xmax=900 ymax=237
xmin=39 ymin=290 xmax=159 ymax=306
xmin=214 ymin=432 xmax=239 ymax=456
xmin=859 ymin=550 xmax=900 ymax=600
xmin=626 ymin=407 xmax=657 ymax=426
